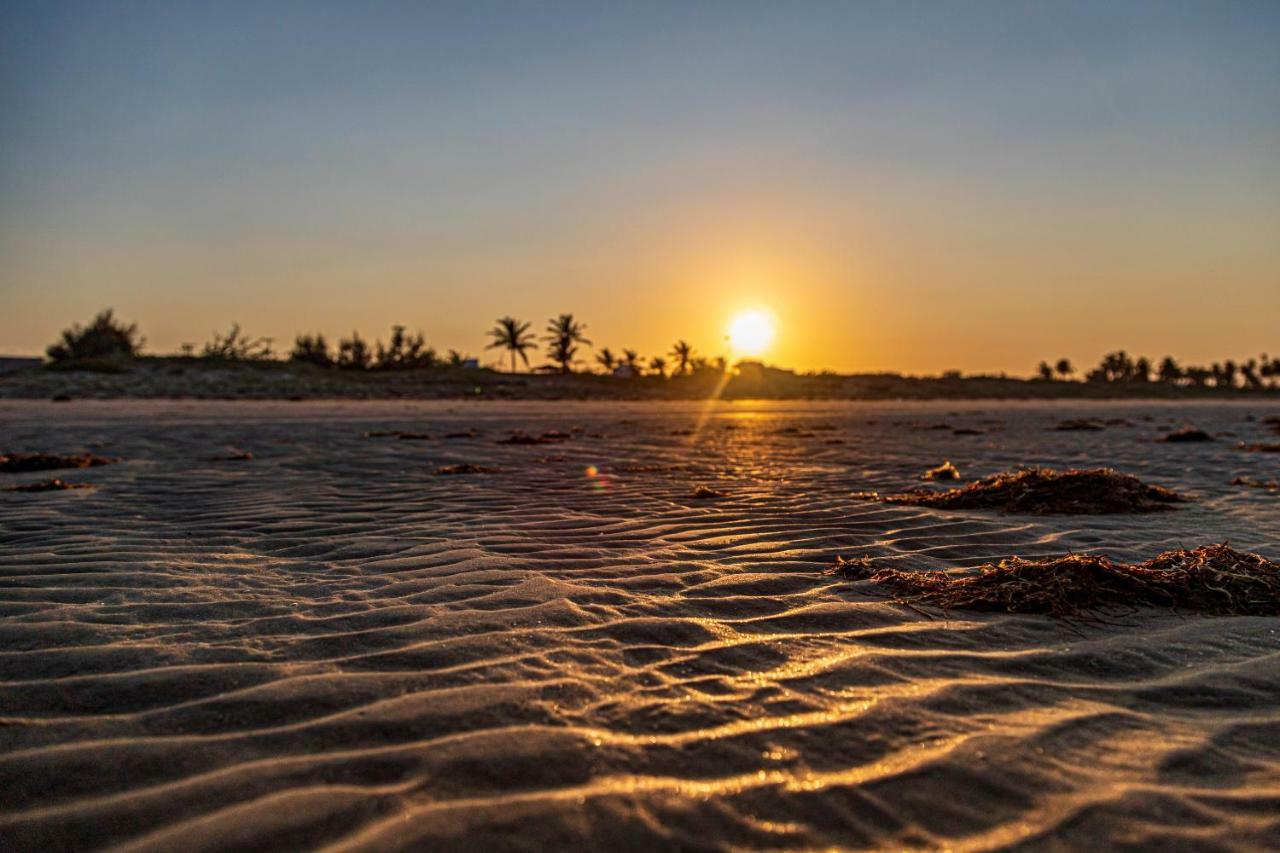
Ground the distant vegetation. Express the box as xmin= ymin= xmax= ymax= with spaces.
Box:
xmin=543 ymin=314 xmax=590 ymax=374
xmin=45 ymin=309 xmax=143 ymax=364
xmin=1037 ymin=350 xmax=1280 ymax=390
xmin=201 ymin=324 xmax=274 ymax=361
xmin=288 ymin=326 xmax=445 ymax=370
xmin=38 ymin=309 xmax=1279 ymax=393
xmin=486 ymin=317 xmax=536 ymax=373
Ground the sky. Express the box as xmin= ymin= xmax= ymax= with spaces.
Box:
xmin=2 ymin=0 xmax=1277 ymax=374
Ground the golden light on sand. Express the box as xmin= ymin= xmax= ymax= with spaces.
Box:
xmin=727 ymin=310 xmax=775 ymax=357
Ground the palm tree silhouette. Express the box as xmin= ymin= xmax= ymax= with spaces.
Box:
xmin=669 ymin=340 xmax=695 ymax=376
xmin=648 ymin=356 xmax=667 ymax=378
xmin=1055 ymin=358 xmax=1073 ymax=381
xmin=595 ymin=347 xmax=617 ymax=374
xmin=622 ymin=349 xmax=641 ymax=376
xmin=544 ymin=314 xmax=591 ymax=374
xmin=486 ymin=317 xmax=535 ymax=373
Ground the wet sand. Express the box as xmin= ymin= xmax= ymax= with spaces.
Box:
xmin=1 ymin=399 xmax=1278 ymax=851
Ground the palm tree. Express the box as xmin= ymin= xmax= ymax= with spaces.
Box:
xmin=1055 ymin=358 xmax=1074 ymax=381
xmin=486 ymin=317 xmax=535 ymax=373
xmin=1036 ymin=361 xmax=1054 ymax=381
xmin=1241 ymin=358 xmax=1262 ymax=389
xmin=648 ymin=356 xmax=667 ymax=378
xmin=622 ymin=349 xmax=641 ymax=376
xmin=544 ymin=314 xmax=591 ymax=373
xmin=669 ymin=340 xmax=695 ymax=376
xmin=1260 ymin=354 xmax=1276 ymax=388
xmin=1222 ymin=359 xmax=1238 ymax=389
xmin=595 ymin=347 xmax=617 ymax=374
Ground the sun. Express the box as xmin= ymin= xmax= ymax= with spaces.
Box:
xmin=727 ymin=310 xmax=775 ymax=357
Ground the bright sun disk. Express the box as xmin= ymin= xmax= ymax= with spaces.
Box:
xmin=728 ymin=310 xmax=775 ymax=356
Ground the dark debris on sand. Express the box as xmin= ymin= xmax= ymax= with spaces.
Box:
xmin=210 ymin=451 xmax=254 ymax=461
xmin=690 ymin=485 xmax=726 ymax=499
xmin=829 ymin=544 xmax=1280 ymax=618
xmin=364 ymin=430 xmax=431 ymax=440
xmin=497 ymin=431 xmax=569 ymax=445
xmin=435 ymin=463 xmax=499 ymax=475
xmin=1161 ymin=427 xmax=1214 ymax=443
xmin=1052 ymin=418 xmax=1106 ymax=432
xmin=0 ymin=452 xmax=117 ymax=473
xmin=7 ymin=478 xmax=95 ymax=492
xmin=923 ymin=461 xmax=961 ymax=481
xmin=856 ymin=467 xmax=1186 ymax=514
xmin=1232 ymin=476 xmax=1279 ymax=490
xmin=1239 ymin=442 xmax=1280 ymax=453
xmin=444 ymin=429 xmax=481 ymax=439
xmin=952 ymin=428 xmax=984 ymax=436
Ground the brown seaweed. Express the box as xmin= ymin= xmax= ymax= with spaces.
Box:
xmin=923 ymin=461 xmax=961 ymax=481
xmin=7 ymin=479 xmax=95 ymax=492
xmin=856 ymin=467 xmax=1185 ymax=514
xmin=0 ymin=452 xmax=117 ymax=473
xmin=435 ymin=463 xmax=499 ymax=475
xmin=830 ymin=544 xmax=1280 ymax=618
xmin=1161 ymin=427 xmax=1214 ymax=443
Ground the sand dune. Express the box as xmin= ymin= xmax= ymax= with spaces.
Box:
xmin=1 ymin=399 xmax=1278 ymax=851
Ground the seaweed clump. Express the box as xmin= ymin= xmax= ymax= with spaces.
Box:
xmin=690 ymin=485 xmax=726 ymax=499
xmin=923 ymin=461 xmax=960 ymax=481
xmin=1239 ymin=442 xmax=1280 ymax=453
xmin=858 ymin=467 xmax=1185 ymax=514
xmin=830 ymin=544 xmax=1280 ymax=617
xmin=1232 ymin=476 xmax=1278 ymax=490
xmin=1052 ymin=418 xmax=1106 ymax=432
xmin=7 ymin=479 xmax=95 ymax=492
xmin=1161 ymin=427 xmax=1214 ymax=443
xmin=435 ymin=463 xmax=499 ymax=475
xmin=497 ymin=432 xmax=568 ymax=445
xmin=0 ymin=452 xmax=116 ymax=473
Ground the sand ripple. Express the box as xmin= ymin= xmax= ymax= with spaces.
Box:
xmin=1 ymin=399 xmax=1278 ymax=851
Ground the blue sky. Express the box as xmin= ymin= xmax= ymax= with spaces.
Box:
xmin=2 ymin=1 xmax=1277 ymax=371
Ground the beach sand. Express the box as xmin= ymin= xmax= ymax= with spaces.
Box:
xmin=1 ymin=399 xmax=1278 ymax=851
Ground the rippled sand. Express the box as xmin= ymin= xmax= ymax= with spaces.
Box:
xmin=2 ymin=399 xmax=1278 ymax=851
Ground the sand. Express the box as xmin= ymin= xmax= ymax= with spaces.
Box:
xmin=1 ymin=398 xmax=1278 ymax=851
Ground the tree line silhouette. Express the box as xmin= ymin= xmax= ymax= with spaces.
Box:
xmin=1036 ymin=351 xmax=1280 ymax=389
xmin=41 ymin=309 xmax=1279 ymax=389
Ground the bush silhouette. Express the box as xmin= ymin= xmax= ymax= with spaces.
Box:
xmin=46 ymin=309 xmax=142 ymax=363
xmin=202 ymin=324 xmax=273 ymax=360
xmin=291 ymin=333 xmax=334 ymax=367
xmin=337 ymin=331 xmax=372 ymax=370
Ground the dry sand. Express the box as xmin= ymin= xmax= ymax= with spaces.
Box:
xmin=1 ymin=399 xmax=1278 ymax=851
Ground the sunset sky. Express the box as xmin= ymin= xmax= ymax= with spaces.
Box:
xmin=2 ymin=1 xmax=1277 ymax=373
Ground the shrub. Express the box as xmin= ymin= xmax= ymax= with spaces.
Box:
xmin=46 ymin=309 xmax=142 ymax=363
xmin=291 ymin=333 xmax=334 ymax=367
xmin=337 ymin=331 xmax=372 ymax=370
xmin=374 ymin=325 xmax=436 ymax=370
xmin=202 ymin=324 xmax=273 ymax=360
